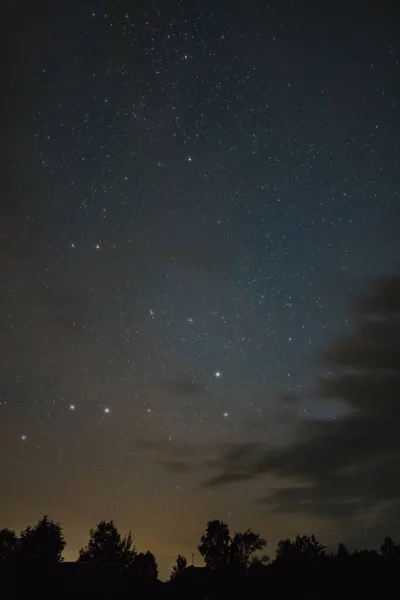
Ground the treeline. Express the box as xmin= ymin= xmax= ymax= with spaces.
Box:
xmin=0 ymin=516 xmax=158 ymax=581
xmin=1 ymin=514 xmax=400 ymax=580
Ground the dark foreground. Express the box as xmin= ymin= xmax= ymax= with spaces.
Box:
xmin=1 ymin=561 xmax=400 ymax=600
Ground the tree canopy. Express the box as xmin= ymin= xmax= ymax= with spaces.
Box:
xmin=229 ymin=530 xmax=267 ymax=570
xmin=198 ymin=520 xmax=231 ymax=570
xmin=169 ymin=554 xmax=187 ymax=581
xmin=78 ymin=520 xmax=136 ymax=567
xmin=0 ymin=528 xmax=18 ymax=563
xmin=380 ymin=536 xmax=400 ymax=560
xmin=198 ymin=520 xmax=267 ymax=572
xmin=131 ymin=551 xmax=158 ymax=581
xmin=276 ymin=534 xmax=326 ymax=563
xmin=18 ymin=515 xmax=65 ymax=563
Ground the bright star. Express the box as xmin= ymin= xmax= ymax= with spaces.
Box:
xmin=223 ymin=412 xmax=229 ymax=418
xmin=21 ymin=434 xmax=27 ymax=441
xmin=69 ymin=404 xmax=75 ymax=411
xmin=187 ymin=156 xmax=193 ymax=162
xmin=215 ymin=371 xmax=221 ymax=378
xmin=104 ymin=407 xmax=111 ymax=414
xmin=95 ymin=244 xmax=101 ymax=250
xmin=71 ymin=242 xmax=76 ymax=249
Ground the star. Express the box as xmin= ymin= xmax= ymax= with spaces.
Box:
xmin=21 ymin=434 xmax=27 ymax=441
xmin=69 ymin=404 xmax=76 ymax=411
xmin=187 ymin=156 xmax=193 ymax=162
xmin=95 ymin=244 xmax=101 ymax=250
xmin=215 ymin=371 xmax=222 ymax=378
xmin=70 ymin=242 xmax=76 ymax=249
xmin=223 ymin=412 xmax=229 ymax=418
xmin=104 ymin=407 xmax=111 ymax=414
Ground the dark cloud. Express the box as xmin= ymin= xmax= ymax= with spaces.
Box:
xmin=206 ymin=274 xmax=400 ymax=539
xmin=136 ymin=438 xmax=216 ymax=475
xmin=356 ymin=275 xmax=400 ymax=316
xmin=323 ymin=320 xmax=400 ymax=371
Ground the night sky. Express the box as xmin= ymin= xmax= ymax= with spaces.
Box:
xmin=1 ymin=0 xmax=399 ymax=580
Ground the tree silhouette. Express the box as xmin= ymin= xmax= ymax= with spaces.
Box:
xmin=18 ymin=515 xmax=65 ymax=563
xmin=248 ymin=554 xmax=270 ymax=573
xmin=229 ymin=530 xmax=267 ymax=570
xmin=198 ymin=520 xmax=230 ymax=570
xmin=198 ymin=520 xmax=268 ymax=572
xmin=169 ymin=554 xmax=187 ymax=581
xmin=78 ymin=520 xmax=136 ymax=567
xmin=352 ymin=548 xmax=380 ymax=564
xmin=380 ymin=536 xmax=399 ymax=559
xmin=336 ymin=542 xmax=350 ymax=559
xmin=0 ymin=528 xmax=18 ymax=563
xmin=276 ymin=535 xmax=326 ymax=563
xmin=131 ymin=551 xmax=158 ymax=581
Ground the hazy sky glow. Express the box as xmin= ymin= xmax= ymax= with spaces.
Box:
xmin=1 ymin=0 xmax=399 ymax=580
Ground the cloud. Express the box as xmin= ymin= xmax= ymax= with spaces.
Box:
xmin=206 ymin=274 xmax=400 ymax=538
xmin=135 ymin=439 xmax=216 ymax=475
xmin=355 ymin=275 xmax=400 ymax=316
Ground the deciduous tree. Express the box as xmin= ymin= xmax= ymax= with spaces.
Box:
xmin=78 ymin=520 xmax=136 ymax=567
xmin=131 ymin=550 xmax=158 ymax=581
xmin=169 ymin=554 xmax=187 ymax=581
xmin=18 ymin=515 xmax=65 ymax=563
xmin=229 ymin=529 xmax=267 ymax=570
xmin=0 ymin=528 xmax=18 ymax=563
xmin=198 ymin=520 xmax=230 ymax=570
